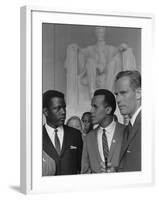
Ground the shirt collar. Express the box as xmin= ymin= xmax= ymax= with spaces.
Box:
xmin=45 ymin=123 xmax=63 ymax=134
xmin=130 ymin=106 xmax=141 ymax=126
xmin=100 ymin=120 xmax=116 ymax=134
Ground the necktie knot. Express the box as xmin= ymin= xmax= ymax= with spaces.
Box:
xmin=127 ymin=122 xmax=132 ymax=132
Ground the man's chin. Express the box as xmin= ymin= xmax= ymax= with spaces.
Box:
xmin=92 ymin=121 xmax=98 ymax=125
xmin=119 ymin=109 xmax=127 ymax=116
xmin=58 ymin=120 xmax=65 ymax=126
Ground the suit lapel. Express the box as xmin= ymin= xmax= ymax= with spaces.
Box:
xmin=128 ymin=112 xmax=141 ymax=144
xmin=120 ymin=111 xmax=141 ymax=160
xmin=60 ymin=125 xmax=70 ymax=157
xmin=91 ymin=127 xmax=103 ymax=164
xmin=43 ymin=126 xmax=59 ymax=163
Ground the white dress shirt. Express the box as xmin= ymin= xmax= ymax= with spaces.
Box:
xmin=130 ymin=106 xmax=141 ymax=126
xmin=97 ymin=120 xmax=116 ymax=162
xmin=45 ymin=123 xmax=64 ymax=149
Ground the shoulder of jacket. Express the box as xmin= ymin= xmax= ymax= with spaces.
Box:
xmin=64 ymin=125 xmax=82 ymax=136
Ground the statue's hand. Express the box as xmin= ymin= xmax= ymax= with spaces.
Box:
xmin=119 ymin=43 xmax=128 ymax=52
xmin=70 ymin=43 xmax=79 ymax=51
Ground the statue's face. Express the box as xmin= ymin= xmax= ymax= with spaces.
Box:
xmin=95 ymin=27 xmax=106 ymax=41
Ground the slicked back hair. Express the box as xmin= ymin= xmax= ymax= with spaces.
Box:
xmin=115 ymin=70 xmax=141 ymax=91
xmin=93 ymin=89 xmax=116 ymax=115
xmin=43 ymin=90 xmax=65 ymax=109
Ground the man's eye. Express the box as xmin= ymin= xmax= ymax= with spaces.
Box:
xmin=57 ymin=106 xmax=63 ymax=110
xmin=56 ymin=106 xmax=66 ymax=111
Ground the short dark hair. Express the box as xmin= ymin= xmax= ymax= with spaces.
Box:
xmin=93 ymin=89 xmax=116 ymax=115
xmin=115 ymin=70 xmax=141 ymax=90
xmin=43 ymin=90 xmax=65 ymax=108
xmin=81 ymin=112 xmax=91 ymax=120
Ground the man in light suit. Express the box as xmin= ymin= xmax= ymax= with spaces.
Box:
xmin=114 ymin=70 xmax=141 ymax=172
xmin=43 ymin=90 xmax=83 ymax=176
xmin=81 ymin=89 xmax=125 ymax=173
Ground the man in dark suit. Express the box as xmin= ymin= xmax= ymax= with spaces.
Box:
xmin=114 ymin=70 xmax=141 ymax=172
xmin=81 ymin=89 xmax=125 ymax=174
xmin=43 ymin=90 xmax=83 ymax=176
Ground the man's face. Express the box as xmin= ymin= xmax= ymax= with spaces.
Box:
xmin=114 ymin=76 xmax=138 ymax=117
xmin=91 ymin=95 xmax=108 ymax=125
xmin=82 ymin=114 xmax=92 ymax=133
xmin=44 ymin=97 xmax=66 ymax=128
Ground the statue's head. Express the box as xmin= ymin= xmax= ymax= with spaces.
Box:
xmin=95 ymin=26 xmax=106 ymax=41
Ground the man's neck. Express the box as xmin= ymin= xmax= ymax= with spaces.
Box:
xmin=129 ymin=103 xmax=141 ymax=118
xmin=130 ymin=106 xmax=141 ymax=126
xmin=99 ymin=116 xmax=113 ymax=128
xmin=46 ymin=121 xmax=58 ymax=129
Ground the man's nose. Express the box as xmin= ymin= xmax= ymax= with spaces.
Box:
xmin=61 ymin=107 xmax=66 ymax=114
xmin=90 ymin=107 xmax=94 ymax=113
xmin=116 ymin=94 xmax=121 ymax=104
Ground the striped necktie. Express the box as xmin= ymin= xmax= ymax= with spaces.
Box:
xmin=54 ymin=129 xmax=61 ymax=155
xmin=102 ymin=129 xmax=109 ymax=167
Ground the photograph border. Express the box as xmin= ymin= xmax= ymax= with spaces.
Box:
xmin=20 ymin=6 xmax=154 ymax=194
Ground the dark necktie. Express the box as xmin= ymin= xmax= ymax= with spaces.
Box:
xmin=102 ymin=129 xmax=109 ymax=167
xmin=54 ymin=129 xmax=61 ymax=155
xmin=127 ymin=122 xmax=132 ymax=140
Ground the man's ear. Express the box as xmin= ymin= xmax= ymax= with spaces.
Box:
xmin=43 ymin=108 xmax=48 ymax=117
xmin=136 ymin=88 xmax=141 ymax=100
xmin=105 ymin=106 xmax=112 ymax=115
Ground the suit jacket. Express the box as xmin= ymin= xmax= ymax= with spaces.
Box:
xmin=118 ymin=111 xmax=141 ymax=172
xmin=81 ymin=122 xmax=125 ymax=173
xmin=43 ymin=125 xmax=83 ymax=176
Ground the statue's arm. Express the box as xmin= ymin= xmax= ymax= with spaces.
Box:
xmin=118 ymin=43 xmax=129 ymax=52
xmin=110 ymin=43 xmax=136 ymax=70
xmin=78 ymin=47 xmax=90 ymax=75
xmin=78 ymin=49 xmax=85 ymax=74
xmin=118 ymin=43 xmax=137 ymax=70
xmin=64 ymin=43 xmax=79 ymax=70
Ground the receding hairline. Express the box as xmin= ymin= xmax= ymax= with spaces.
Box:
xmin=115 ymin=71 xmax=141 ymax=90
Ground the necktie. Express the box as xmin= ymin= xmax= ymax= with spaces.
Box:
xmin=54 ymin=129 xmax=61 ymax=155
xmin=127 ymin=122 xmax=132 ymax=140
xmin=102 ymin=129 xmax=109 ymax=167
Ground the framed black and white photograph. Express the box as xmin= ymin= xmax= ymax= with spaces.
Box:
xmin=20 ymin=6 xmax=154 ymax=194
